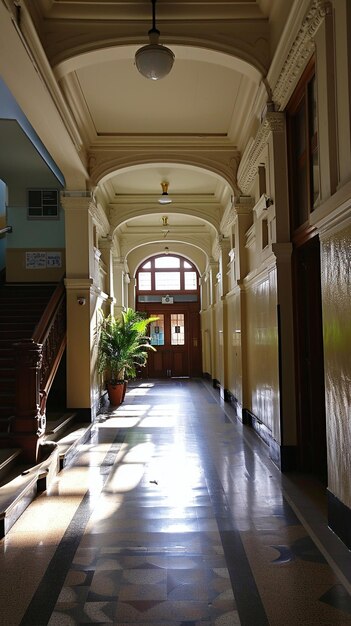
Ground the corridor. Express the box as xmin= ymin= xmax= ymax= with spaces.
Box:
xmin=1 ymin=379 xmax=351 ymax=625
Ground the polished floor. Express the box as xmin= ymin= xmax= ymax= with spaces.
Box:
xmin=1 ymin=379 xmax=351 ymax=625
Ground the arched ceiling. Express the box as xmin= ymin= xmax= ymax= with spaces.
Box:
xmin=21 ymin=0 xmax=294 ymax=264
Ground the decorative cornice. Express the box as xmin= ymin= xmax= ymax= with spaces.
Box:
xmin=212 ymin=236 xmax=221 ymax=262
xmin=238 ymin=113 xmax=285 ymax=194
xmin=90 ymin=200 xmax=110 ymax=237
xmin=220 ymin=202 xmax=235 ymax=235
xmin=13 ymin=1 xmax=85 ymax=153
xmin=273 ymin=0 xmax=332 ymax=110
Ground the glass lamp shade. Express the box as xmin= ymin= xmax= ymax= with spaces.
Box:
xmin=158 ymin=195 xmax=172 ymax=204
xmin=135 ymin=43 xmax=175 ymax=80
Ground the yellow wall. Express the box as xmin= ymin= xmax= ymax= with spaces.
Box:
xmin=245 ymin=270 xmax=279 ymax=436
xmin=321 ymin=223 xmax=351 ymax=506
xmin=225 ymin=288 xmax=243 ymax=406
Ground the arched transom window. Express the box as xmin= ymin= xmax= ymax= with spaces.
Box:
xmin=136 ymin=255 xmax=198 ymax=293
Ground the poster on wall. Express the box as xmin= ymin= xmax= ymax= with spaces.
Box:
xmin=25 ymin=251 xmax=62 ymax=269
xmin=47 ymin=252 xmax=62 ymax=268
xmin=25 ymin=252 xmax=46 ymax=269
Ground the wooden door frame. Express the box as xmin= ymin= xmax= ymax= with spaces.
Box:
xmin=137 ymin=301 xmax=202 ymax=378
xmin=292 ymin=231 xmax=327 ymax=482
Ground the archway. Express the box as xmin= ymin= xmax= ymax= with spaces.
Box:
xmin=135 ymin=252 xmax=202 ymax=378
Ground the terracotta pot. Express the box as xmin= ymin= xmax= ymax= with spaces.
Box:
xmin=107 ymin=381 xmax=125 ymax=406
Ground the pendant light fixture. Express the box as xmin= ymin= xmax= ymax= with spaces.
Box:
xmin=135 ymin=0 xmax=175 ymax=80
xmin=158 ymin=181 xmax=172 ymax=204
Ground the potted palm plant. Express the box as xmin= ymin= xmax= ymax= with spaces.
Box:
xmin=97 ymin=308 xmax=158 ymax=405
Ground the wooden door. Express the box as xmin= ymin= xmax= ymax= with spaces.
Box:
xmin=138 ymin=303 xmax=202 ymax=378
xmin=292 ymin=236 xmax=327 ymax=482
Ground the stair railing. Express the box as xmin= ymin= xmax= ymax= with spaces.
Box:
xmin=32 ymin=281 xmax=66 ymax=416
xmin=13 ymin=281 xmax=66 ymax=462
xmin=0 ymin=226 xmax=12 ymax=236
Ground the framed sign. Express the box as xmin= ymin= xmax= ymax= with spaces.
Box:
xmin=161 ymin=295 xmax=174 ymax=304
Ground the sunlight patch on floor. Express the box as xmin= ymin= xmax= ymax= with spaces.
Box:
xmin=104 ymin=463 xmax=145 ymax=493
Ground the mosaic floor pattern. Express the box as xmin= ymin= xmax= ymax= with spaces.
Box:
xmin=1 ymin=379 xmax=351 ymax=625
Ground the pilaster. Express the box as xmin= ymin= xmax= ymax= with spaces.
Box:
xmin=113 ymin=257 xmax=126 ymax=317
xmin=99 ymin=236 xmax=115 ymax=314
xmin=233 ymin=197 xmax=254 ymax=281
xmin=60 ymin=191 xmax=100 ymax=414
xmin=314 ymin=4 xmax=338 ymax=200
xmin=271 ymin=242 xmax=296 ymax=447
xmin=60 ymin=191 xmax=96 ymax=281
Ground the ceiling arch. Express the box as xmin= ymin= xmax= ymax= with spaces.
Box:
xmin=116 ymin=210 xmax=216 ymax=259
xmin=55 ymin=45 xmax=263 ymax=83
xmin=126 ymin=241 xmax=209 ymax=278
xmin=99 ymin=162 xmax=232 ymax=202
xmin=92 ymin=152 xmax=240 ymax=197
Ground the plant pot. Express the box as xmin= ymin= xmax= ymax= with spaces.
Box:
xmin=107 ymin=381 xmax=125 ymax=406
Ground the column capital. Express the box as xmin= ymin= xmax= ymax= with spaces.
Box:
xmin=60 ymin=190 xmax=93 ymax=212
xmin=238 ymin=114 xmax=285 ymax=194
xmin=99 ymin=235 xmax=113 ymax=250
xmin=272 ymin=242 xmax=293 ymax=263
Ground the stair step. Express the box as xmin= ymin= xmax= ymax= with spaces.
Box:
xmin=0 ymin=472 xmax=38 ymax=538
xmin=0 ymin=408 xmax=15 ymax=418
xmin=55 ymin=422 xmax=92 ymax=469
xmin=45 ymin=412 xmax=77 ymax=439
xmin=0 ymin=449 xmax=22 ymax=482
xmin=0 ymin=333 xmax=34 ymax=338
xmin=0 ymin=420 xmax=90 ymax=539
xmin=0 ymin=325 xmax=37 ymax=332
xmin=0 ymin=416 xmax=13 ymax=429
xmin=0 ymin=369 xmax=15 ymax=377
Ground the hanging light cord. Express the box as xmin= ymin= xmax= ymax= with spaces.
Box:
xmin=149 ymin=0 xmax=159 ymax=37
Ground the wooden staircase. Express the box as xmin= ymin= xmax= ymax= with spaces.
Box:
xmin=0 ymin=282 xmax=92 ymax=537
xmin=0 ymin=284 xmax=56 ymax=432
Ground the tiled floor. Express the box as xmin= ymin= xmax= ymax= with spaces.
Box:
xmin=1 ymin=379 xmax=351 ymax=625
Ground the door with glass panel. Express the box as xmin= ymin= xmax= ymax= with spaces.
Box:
xmin=136 ymin=253 xmax=202 ymax=378
xmin=148 ymin=311 xmax=188 ymax=377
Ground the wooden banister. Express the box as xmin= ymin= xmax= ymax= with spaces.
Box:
xmin=13 ymin=281 xmax=66 ymax=463
xmin=33 ymin=281 xmax=66 ymax=411
xmin=0 ymin=226 xmax=12 ymax=236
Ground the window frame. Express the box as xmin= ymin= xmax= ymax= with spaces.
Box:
xmin=136 ymin=254 xmax=199 ymax=295
xmin=287 ymin=59 xmax=319 ymax=236
xmin=27 ymin=188 xmax=60 ymax=220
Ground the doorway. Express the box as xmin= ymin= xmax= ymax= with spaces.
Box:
xmin=136 ymin=253 xmax=202 ymax=378
xmin=137 ymin=303 xmax=202 ymax=378
xmin=292 ymin=235 xmax=327 ymax=482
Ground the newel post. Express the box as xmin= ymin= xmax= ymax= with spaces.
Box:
xmin=12 ymin=339 xmax=45 ymax=463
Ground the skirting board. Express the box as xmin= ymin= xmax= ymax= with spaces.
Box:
xmin=224 ymin=389 xmax=243 ymax=421
xmin=243 ymin=408 xmax=297 ymax=472
xmin=328 ymin=490 xmax=351 ymax=550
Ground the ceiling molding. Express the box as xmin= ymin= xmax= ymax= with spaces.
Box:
xmin=110 ymin=204 xmax=221 ymax=232
xmin=32 ymin=2 xmax=267 ymax=22
xmin=272 ymin=0 xmax=332 ymax=110
xmin=34 ymin=18 xmax=269 ymax=77
xmin=16 ymin=1 xmax=85 ymax=153
xmin=119 ymin=232 xmax=213 ymax=259
xmin=89 ymin=148 xmax=241 ymax=196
